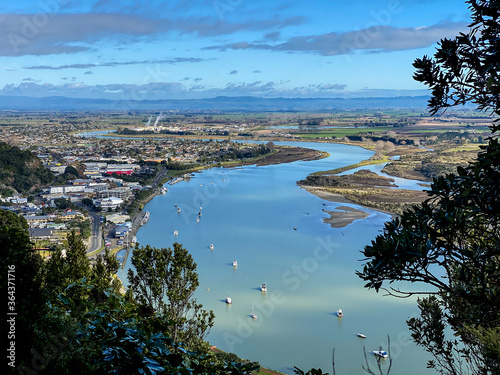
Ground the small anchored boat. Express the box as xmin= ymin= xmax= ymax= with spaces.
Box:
xmin=225 ymin=295 xmax=232 ymax=304
xmin=233 ymin=259 xmax=238 ymax=267
xmin=337 ymin=309 xmax=343 ymax=317
xmin=260 ymin=283 xmax=267 ymax=293
xmin=356 ymin=333 xmax=366 ymax=338
xmin=372 ymin=350 xmax=388 ymax=358
xmin=173 ymin=230 xmax=178 ymax=236
xmin=210 ymin=244 xmax=214 ymax=250
xmin=177 ymin=207 xmax=181 ymax=213
xmin=250 ymin=303 xmax=257 ymax=319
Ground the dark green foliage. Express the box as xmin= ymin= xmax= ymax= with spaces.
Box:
xmin=0 ymin=141 xmax=54 ymax=193
xmin=127 ymin=242 xmax=215 ymax=351
xmin=413 ymin=0 xmax=500 ymax=125
xmin=3 ymin=210 xmax=254 ymax=374
xmin=0 ymin=210 xmax=46 ymax=368
xmin=76 ymin=219 xmax=92 ymax=239
xmin=43 ymin=230 xmax=91 ymax=301
xmin=359 ymin=1 xmax=500 ymax=373
xmin=53 ymin=197 xmax=78 ymax=210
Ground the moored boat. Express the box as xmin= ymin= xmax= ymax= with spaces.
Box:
xmin=225 ymin=295 xmax=232 ymax=304
xmin=250 ymin=303 xmax=257 ymax=319
xmin=260 ymin=283 xmax=267 ymax=293
xmin=372 ymin=350 xmax=388 ymax=358
xmin=337 ymin=309 xmax=343 ymax=317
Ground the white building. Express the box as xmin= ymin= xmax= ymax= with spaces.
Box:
xmin=93 ymin=197 xmax=123 ymax=210
xmin=49 ymin=185 xmax=85 ymax=194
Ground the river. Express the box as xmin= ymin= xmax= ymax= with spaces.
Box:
xmin=87 ymin=134 xmax=433 ymax=374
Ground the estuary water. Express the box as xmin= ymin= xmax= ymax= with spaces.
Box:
xmin=114 ymin=141 xmax=432 ymax=374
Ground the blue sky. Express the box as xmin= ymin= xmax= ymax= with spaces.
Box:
xmin=0 ymin=0 xmax=471 ymax=100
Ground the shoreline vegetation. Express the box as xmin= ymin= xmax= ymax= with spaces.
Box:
xmin=101 ymin=128 xmax=476 ymax=230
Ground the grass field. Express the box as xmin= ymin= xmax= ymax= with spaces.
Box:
xmin=296 ymin=127 xmax=393 ymax=138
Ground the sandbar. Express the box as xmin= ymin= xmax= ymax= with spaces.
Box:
xmin=322 ymin=206 xmax=370 ymax=228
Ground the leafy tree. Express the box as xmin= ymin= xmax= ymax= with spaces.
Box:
xmin=412 ymin=0 xmax=500 ymax=123
xmin=43 ymin=230 xmax=91 ymax=300
xmin=90 ymin=247 xmax=121 ymax=294
xmin=63 ymin=165 xmax=79 ymax=178
xmin=127 ymin=242 xmax=215 ymax=351
xmin=53 ymin=197 xmax=78 ymax=210
xmin=0 ymin=209 xmax=46 ymax=368
xmin=358 ymin=1 xmax=500 ymax=373
xmin=2 ymin=210 xmax=253 ymax=375
xmin=76 ymin=218 xmax=92 ymax=239
xmin=81 ymin=197 xmax=93 ymax=207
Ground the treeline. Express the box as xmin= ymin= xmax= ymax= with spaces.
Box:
xmin=345 ymin=134 xmax=416 ymax=145
xmin=298 ymin=169 xmax=395 ymax=188
xmin=0 ymin=141 xmax=54 ymax=194
xmin=222 ymin=144 xmax=273 ymax=160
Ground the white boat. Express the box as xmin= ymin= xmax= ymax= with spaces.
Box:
xmin=356 ymin=333 xmax=366 ymax=338
xmin=225 ymin=295 xmax=232 ymax=304
xmin=250 ymin=303 xmax=257 ymax=319
xmin=196 ymin=218 xmax=200 ymax=223
xmin=177 ymin=208 xmax=181 ymax=213
xmin=233 ymin=259 xmax=238 ymax=267
xmin=372 ymin=350 xmax=388 ymax=358
xmin=337 ymin=309 xmax=343 ymax=317
xmin=260 ymin=283 xmax=267 ymax=293
xmin=210 ymin=244 xmax=214 ymax=250
xmin=173 ymin=230 xmax=178 ymax=236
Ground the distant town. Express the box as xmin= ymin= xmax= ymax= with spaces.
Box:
xmin=0 ymin=108 xmax=493 ymax=261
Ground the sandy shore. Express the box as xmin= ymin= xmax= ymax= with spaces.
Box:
xmin=300 ymin=185 xmax=386 ymax=228
xmin=322 ymin=206 xmax=370 ymax=228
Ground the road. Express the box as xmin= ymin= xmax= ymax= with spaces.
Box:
xmin=152 ymin=166 xmax=168 ymax=188
xmin=87 ymin=212 xmax=102 ymax=255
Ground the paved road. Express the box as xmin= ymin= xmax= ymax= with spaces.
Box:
xmin=87 ymin=212 xmax=102 ymax=255
xmin=152 ymin=166 xmax=168 ymax=188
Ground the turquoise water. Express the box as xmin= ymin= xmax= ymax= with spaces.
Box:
xmin=117 ymin=141 xmax=432 ymax=374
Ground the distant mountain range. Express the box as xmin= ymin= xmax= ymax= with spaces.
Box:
xmin=0 ymin=95 xmax=432 ymax=112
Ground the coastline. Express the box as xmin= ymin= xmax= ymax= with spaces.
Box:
xmin=299 ymin=185 xmax=400 ymax=228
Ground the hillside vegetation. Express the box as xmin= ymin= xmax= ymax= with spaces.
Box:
xmin=0 ymin=141 xmax=53 ymax=195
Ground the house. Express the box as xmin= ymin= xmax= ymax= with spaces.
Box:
xmin=29 ymin=228 xmax=54 ymax=240
xmin=59 ymin=210 xmax=84 ymax=222
xmin=24 ymin=215 xmax=51 ymax=226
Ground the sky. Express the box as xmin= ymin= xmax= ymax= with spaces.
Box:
xmin=0 ymin=0 xmax=472 ymax=100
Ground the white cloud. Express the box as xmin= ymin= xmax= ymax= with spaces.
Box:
xmin=0 ymin=12 xmax=306 ymax=56
xmin=204 ymin=21 xmax=469 ymax=56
